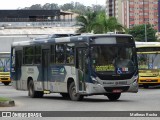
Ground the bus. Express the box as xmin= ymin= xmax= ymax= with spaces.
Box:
xmin=11 ymin=33 xmax=138 ymax=101
xmin=136 ymin=42 xmax=160 ymax=88
xmin=0 ymin=52 xmax=11 ymax=85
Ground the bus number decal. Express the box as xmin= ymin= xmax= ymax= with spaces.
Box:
xmin=27 ymin=68 xmax=34 ymax=74
xmin=95 ymin=65 xmax=114 ymax=71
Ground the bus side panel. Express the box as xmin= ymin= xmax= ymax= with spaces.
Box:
xmin=49 ymin=65 xmax=67 ymax=93
xmin=49 ymin=65 xmax=76 ymax=93
xmin=58 ymin=66 xmax=77 ymax=93
xmin=20 ymin=65 xmax=42 ymax=91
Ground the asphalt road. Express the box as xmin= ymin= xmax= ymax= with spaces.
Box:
xmin=0 ymin=83 xmax=160 ymax=120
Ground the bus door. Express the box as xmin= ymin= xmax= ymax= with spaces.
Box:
xmin=76 ymin=48 xmax=87 ymax=92
xmin=15 ymin=50 xmax=22 ymax=89
xmin=42 ymin=49 xmax=50 ymax=91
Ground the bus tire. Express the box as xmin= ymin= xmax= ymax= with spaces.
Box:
xmin=69 ymin=82 xmax=83 ymax=101
xmin=37 ymin=91 xmax=44 ymax=98
xmin=60 ymin=93 xmax=70 ymax=99
xmin=28 ymin=80 xmax=40 ymax=98
xmin=3 ymin=82 xmax=10 ymax=86
xmin=105 ymin=93 xmax=121 ymax=101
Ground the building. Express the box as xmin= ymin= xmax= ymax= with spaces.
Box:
xmin=106 ymin=0 xmax=122 ymax=24
xmin=0 ymin=10 xmax=79 ymax=52
xmin=106 ymin=0 xmax=159 ymax=31
xmin=122 ymin=0 xmax=159 ymax=31
xmin=0 ymin=10 xmax=76 ymax=27
xmin=127 ymin=0 xmax=158 ymax=31
xmin=121 ymin=0 xmax=129 ymax=28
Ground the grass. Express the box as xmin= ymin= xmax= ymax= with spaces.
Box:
xmin=0 ymin=97 xmax=11 ymax=102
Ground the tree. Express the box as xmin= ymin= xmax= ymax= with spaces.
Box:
xmin=29 ymin=4 xmax=42 ymax=10
xmin=92 ymin=12 xmax=125 ymax=33
xmin=60 ymin=2 xmax=74 ymax=11
xmin=73 ymin=2 xmax=88 ymax=15
xmin=91 ymin=4 xmax=105 ymax=12
xmin=75 ymin=12 xmax=97 ymax=33
xmin=43 ymin=3 xmax=59 ymax=10
xmin=92 ymin=11 xmax=109 ymax=33
xmin=21 ymin=2 xmax=105 ymax=15
xmin=76 ymin=11 xmax=125 ymax=34
xmin=129 ymin=24 xmax=157 ymax=42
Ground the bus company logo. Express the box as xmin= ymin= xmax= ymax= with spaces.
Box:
xmin=115 ymin=82 xmax=119 ymax=85
xmin=2 ymin=112 xmax=11 ymax=117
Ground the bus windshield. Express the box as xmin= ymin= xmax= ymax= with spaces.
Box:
xmin=137 ymin=53 xmax=160 ymax=70
xmin=91 ymin=45 xmax=136 ymax=75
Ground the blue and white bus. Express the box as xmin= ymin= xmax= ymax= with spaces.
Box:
xmin=11 ymin=33 xmax=138 ymax=101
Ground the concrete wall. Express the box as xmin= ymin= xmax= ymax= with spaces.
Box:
xmin=0 ymin=36 xmax=31 ymax=52
xmin=0 ymin=27 xmax=78 ymax=52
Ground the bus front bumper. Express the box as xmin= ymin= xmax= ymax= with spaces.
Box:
xmin=138 ymin=77 xmax=160 ymax=85
xmin=80 ymin=77 xmax=138 ymax=95
xmin=0 ymin=77 xmax=11 ymax=82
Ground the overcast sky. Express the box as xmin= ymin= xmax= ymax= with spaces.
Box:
xmin=0 ymin=0 xmax=106 ymax=9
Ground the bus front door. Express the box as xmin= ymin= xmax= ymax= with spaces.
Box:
xmin=42 ymin=50 xmax=50 ymax=91
xmin=15 ymin=50 xmax=22 ymax=89
xmin=76 ymin=48 xmax=87 ymax=92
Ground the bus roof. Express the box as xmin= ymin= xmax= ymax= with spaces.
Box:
xmin=12 ymin=33 xmax=133 ymax=47
xmin=135 ymin=42 xmax=160 ymax=48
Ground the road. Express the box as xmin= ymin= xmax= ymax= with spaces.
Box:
xmin=0 ymin=83 xmax=160 ymax=120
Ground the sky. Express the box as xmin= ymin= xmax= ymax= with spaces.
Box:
xmin=0 ymin=0 xmax=106 ymax=9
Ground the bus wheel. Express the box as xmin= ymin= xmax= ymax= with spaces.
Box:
xmin=3 ymin=82 xmax=10 ymax=86
xmin=69 ymin=82 xmax=83 ymax=101
xmin=143 ymin=85 xmax=149 ymax=89
xmin=28 ymin=80 xmax=43 ymax=98
xmin=60 ymin=93 xmax=70 ymax=99
xmin=105 ymin=93 xmax=121 ymax=101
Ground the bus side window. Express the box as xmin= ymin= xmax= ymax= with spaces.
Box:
xmin=66 ymin=43 xmax=75 ymax=64
xmin=24 ymin=46 xmax=34 ymax=64
xmin=50 ymin=45 xmax=55 ymax=64
xmin=35 ymin=46 xmax=41 ymax=64
xmin=55 ymin=44 xmax=65 ymax=64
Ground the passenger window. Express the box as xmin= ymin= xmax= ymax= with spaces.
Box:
xmin=50 ymin=45 xmax=55 ymax=64
xmin=35 ymin=46 xmax=41 ymax=64
xmin=66 ymin=43 xmax=75 ymax=64
xmin=55 ymin=44 xmax=65 ymax=64
xmin=24 ymin=47 xmax=34 ymax=64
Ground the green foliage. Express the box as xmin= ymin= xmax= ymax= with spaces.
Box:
xmin=128 ymin=24 xmax=157 ymax=42
xmin=76 ymin=11 xmax=125 ymax=34
xmin=22 ymin=2 xmax=105 ymax=15
xmin=75 ymin=11 xmax=97 ymax=33
xmin=43 ymin=3 xmax=59 ymax=10
xmin=92 ymin=11 xmax=109 ymax=33
xmin=0 ymin=97 xmax=11 ymax=102
xmin=60 ymin=2 xmax=74 ymax=11
xmin=26 ymin=4 xmax=42 ymax=10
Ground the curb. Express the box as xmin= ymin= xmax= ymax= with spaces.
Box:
xmin=0 ymin=100 xmax=15 ymax=107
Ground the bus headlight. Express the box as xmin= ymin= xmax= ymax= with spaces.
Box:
xmin=133 ymin=76 xmax=139 ymax=85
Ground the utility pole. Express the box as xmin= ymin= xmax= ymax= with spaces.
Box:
xmin=143 ymin=0 xmax=147 ymax=42
xmin=145 ymin=23 xmax=147 ymax=42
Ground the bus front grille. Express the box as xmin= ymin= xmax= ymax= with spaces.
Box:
xmin=0 ymin=78 xmax=9 ymax=80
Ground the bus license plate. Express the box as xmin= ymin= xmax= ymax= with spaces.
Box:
xmin=112 ymin=89 xmax=122 ymax=93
